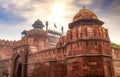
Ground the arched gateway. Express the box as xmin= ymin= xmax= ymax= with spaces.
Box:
xmin=11 ymin=48 xmax=28 ymax=77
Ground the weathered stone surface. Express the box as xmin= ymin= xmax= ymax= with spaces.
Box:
xmin=112 ymin=47 xmax=120 ymax=77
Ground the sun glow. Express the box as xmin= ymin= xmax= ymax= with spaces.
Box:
xmin=50 ymin=3 xmax=65 ymax=24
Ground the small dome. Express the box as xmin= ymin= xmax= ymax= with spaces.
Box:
xmin=32 ymin=19 xmax=44 ymax=29
xmin=34 ymin=19 xmax=43 ymax=25
xmin=73 ymin=8 xmax=98 ymax=21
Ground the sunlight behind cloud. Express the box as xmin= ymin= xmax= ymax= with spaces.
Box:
xmin=50 ymin=3 xmax=65 ymax=24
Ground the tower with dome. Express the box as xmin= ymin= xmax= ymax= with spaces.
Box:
xmin=66 ymin=7 xmax=114 ymax=77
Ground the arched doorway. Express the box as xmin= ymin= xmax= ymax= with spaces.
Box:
xmin=16 ymin=63 xmax=22 ymax=77
xmin=12 ymin=50 xmax=28 ymax=77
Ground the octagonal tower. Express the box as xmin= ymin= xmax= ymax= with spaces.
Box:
xmin=66 ymin=7 xmax=114 ymax=77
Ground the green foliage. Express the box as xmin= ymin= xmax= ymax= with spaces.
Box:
xmin=112 ymin=42 xmax=120 ymax=48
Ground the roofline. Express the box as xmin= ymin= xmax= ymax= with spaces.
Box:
xmin=69 ymin=18 xmax=104 ymax=29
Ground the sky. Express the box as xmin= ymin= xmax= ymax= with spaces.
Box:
xmin=0 ymin=0 xmax=120 ymax=44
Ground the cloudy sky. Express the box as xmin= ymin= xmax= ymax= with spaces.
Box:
xmin=0 ymin=0 xmax=120 ymax=44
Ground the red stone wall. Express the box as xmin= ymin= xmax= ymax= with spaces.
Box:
xmin=23 ymin=24 xmax=114 ymax=77
xmin=26 ymin=61 xmax=67 ymax=77
xmin=0 ymin=23 xmax=114 ymax=77
xmin=66 ymin=24 xmax=114 ymax=77
xmin=0 ymin=59 xmax=12 ymax=77
xmin=103 ymin=57 xmax=114 ymax=77
xmin=27 ymin=47 xmax=67 ymax=77
xmin=0 ymin=46 xmax=12 ymax=59
xmin=112 ymin=47 xmax=120 ymax=77
xmin=67 ymin=57 xmax=104 ymax=77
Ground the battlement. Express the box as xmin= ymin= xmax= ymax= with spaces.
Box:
xmin=67 ymin=26 xmax=109 ymax=42
xmin=0 ymin=39 xmax=14 ymax=48
xmin=0 ymin=38 xmax=33 ymax=50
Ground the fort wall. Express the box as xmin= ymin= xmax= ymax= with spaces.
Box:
xmin=0 ymin=58 xmax=12 ymax=77
xmin=23 ymin=25 xmax=112 ymax=77
xmin=112 ymin=47 xmax=120 ymax=77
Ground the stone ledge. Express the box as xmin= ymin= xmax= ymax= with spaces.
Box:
xmin=67 ymin=54 xmax=112 ymax=59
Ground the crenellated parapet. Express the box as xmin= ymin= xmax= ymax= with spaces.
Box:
xmin=12 ymin=37 xmax=35 ymax=49
xmin=0 ymin=38 xmax=35 ymax=50
xmin=66 ymin=26 xmax=109 ymax=42
xmin=0 ymin=39 xmax=14 ymax=60
xmin=0 ymin=39 xmax=17 ymax=49
xmin=0 ymin=39 xmax=29 ymax=48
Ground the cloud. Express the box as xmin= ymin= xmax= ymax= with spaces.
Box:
xmin=0 ymin=0 xmax=75 ymax=40
xmin=0 ymin=0 xmax=81 ymax=23
xmin=0 ymin=0 xmax=120 ymax=44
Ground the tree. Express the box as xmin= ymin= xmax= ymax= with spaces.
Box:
xmin=111 ymin=42 xmax=120 ymax=48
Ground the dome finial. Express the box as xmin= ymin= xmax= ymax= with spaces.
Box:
xmin=83 ymin=4 xmax=85 ymax=9
xmin=82 ymin=0 xmax=86 ymax=9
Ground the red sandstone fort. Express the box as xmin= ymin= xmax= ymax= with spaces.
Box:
xmin=0 ymin=7 xmax=120 ymax=77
